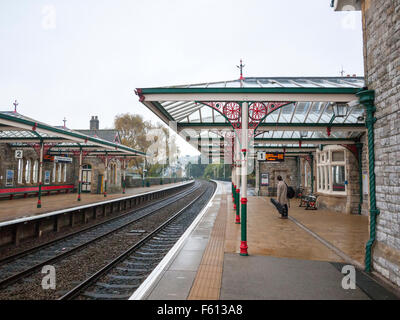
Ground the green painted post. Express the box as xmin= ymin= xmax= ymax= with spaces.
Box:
xmin=37 ymin=141 xmax=44 ymax=208
xmin=78 ymin=148 xmax=82 ymax=201
xmin=239 ymin=102 xmax=249 ymax=255
xmin=236 ymin=187 xmax=240 ymax=224
xmin=37 ymin=183 xmax=42 ymax=208
xmin=240 ymin=197 xmax=248 ymax=254
xmin=356 ymin=143 xmax=363 ymax=215
xmin=357 ymin=89 xmax=379 ymax=273
xmin=78 ymin=181 xmax=82 ymax=201
xmin=309 ymin=154 xmax=314 ymax=194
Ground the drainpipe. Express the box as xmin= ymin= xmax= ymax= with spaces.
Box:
xmin=356 ymin=142 xmax=363 ymax=215
xmin=357 ymin=89 xmax=380 ymax=272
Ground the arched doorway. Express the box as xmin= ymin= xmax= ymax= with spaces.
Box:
xmin=82 ymin=164 xmax=92 ymax=192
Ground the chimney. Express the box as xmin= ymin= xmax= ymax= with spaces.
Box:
xmin=90 ymin=116 xmax=99 ymax=130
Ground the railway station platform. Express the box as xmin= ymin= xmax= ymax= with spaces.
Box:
xmin=133 ymin=181 xmax=400 ymax=300
xmin=0 ymin=182 xmax=187 ymax=223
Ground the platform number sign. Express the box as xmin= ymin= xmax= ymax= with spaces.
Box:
xmin=15 ymin=150 xmax=23 ymax=159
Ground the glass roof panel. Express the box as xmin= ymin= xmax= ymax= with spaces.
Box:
xmin=159 ymin=77 xmax=364 ymax=89
xmin=241 ymin=78 xmax=261 ymax=87
xmin=223 ymin=80 xmax=242 ymax=88
xmin=188 ymin=111 xmax=201 ymax=123
xmin=214 ymin=112 xmax=226 ymax=122
xmin=278 ymin=104 xmax=295 ymax=122
xmin=200 ymin=107 xmax=213 ymax=123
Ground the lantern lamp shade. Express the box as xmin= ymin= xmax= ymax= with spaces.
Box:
xmin=300 ymin=131 xmax=308 ymax=138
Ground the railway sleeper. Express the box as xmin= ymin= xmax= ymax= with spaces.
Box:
xmin=82 ymin=291 xmax=132 ymax=300
xmin=108 ymin=274 xmax=144 ymax=281
xmin=95 ymin=282 xmax=139 ymax=290
xmin=116 ymin=267 xmax=149 ymax=273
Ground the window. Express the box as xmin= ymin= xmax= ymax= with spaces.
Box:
xmin=332 ymin=165 xmax=345 ymax=191
xmin=63 ymin=164 xmax=67 ymax=182
xmin=33 ymin=160 xmax=39 ymax=183
xmin=317 ymin=147 xmax=347 ymax=195
xmin=25 ymin=159 xmax=31 ymax=183
xmin=52 ymin=162 xmax=56 ymax=183
xmin=17 ymin=159 xmax=24 ymax=184
xmin=57 ymin=163 xmax=62 ymax=182
xmin=332 ymin=151 xmax=344 ymax=162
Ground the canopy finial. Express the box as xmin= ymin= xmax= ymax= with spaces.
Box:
xmin=237 ymin=59 xmax=245 ymax=80
xmin=13 ymin=100 xmax=18 ymax=113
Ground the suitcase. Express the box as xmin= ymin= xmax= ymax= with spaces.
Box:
xmin=270 ymin=198 xmax=285 ymax=215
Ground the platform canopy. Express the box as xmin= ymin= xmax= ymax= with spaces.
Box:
xmin=0 ymin=111 xmax=145 ymax=157
xmin=136 ymin=76 xmax=366 ymax=158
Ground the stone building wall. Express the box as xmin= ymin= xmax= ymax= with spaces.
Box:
xmin=81 ymin=158 xmax=123 ymax=194
xmin=259 ymin=157 xmax=299 ymax=196
xmin=0 ymin=144 xmax=124 ymax=196
xmin=313 ymin=145 xmax=362 ymax=214
xmin=0 ymin=144 xmax=75 ymax=190
xmin=359 ymin=134 xmax=370 ymax=216
xmin=362 ymin=0 xmax=400 ymax=286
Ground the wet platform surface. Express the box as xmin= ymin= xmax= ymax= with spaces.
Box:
xmin=0 ymin=182 xmax=187 ymax=223
xmin=141 ymin=181 xmax=399 ymax=300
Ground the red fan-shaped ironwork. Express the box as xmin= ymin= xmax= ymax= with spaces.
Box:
xmin=223 ymin=102 xmax=241 ymax=121
xmin=249 ymin=102 xmax=267 ymax=121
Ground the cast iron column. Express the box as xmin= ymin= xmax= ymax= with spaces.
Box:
xmin=357 ymin=89 xmax=379 ymax=272
xmin=37 ymin=141 xmax=44 ymax=208
xmin=240 ymin=102 xmax=248 ymax=256
xmin=235 ymin=136 xmax=241 ymax=224
xmin=356 ymin=142 xmax=363 ymax=215
xmin=77 ymin=148 xmax=82 ymax=201
xmin=104 ymin=155 xmax=108 ymax=197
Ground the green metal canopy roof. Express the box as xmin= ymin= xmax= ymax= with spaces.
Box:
xmin=0 ymin=111 xmax=146 ymax=157
xmin=136 ymin=76 xmax=366 ymax=157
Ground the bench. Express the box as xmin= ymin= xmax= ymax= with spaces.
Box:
xmin=0 ymin=184 xmax=75 ymax=200
xmin=299 ymin=194 xmax=318 ymax=210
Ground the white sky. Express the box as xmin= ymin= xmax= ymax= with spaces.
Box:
xmin=0 ymin=0 xmax=363 ymax=156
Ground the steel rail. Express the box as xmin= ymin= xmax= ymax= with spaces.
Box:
xmin=0 ymin=182 xmax=195 ymax=267
xmin=59 ymin=184 xmax=210 ymax=300
xmin=0 ymin=181 xmax=200 ymax=289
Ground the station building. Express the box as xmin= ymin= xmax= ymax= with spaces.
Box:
xmin=0 ymin=111 xmax=144 ymax=204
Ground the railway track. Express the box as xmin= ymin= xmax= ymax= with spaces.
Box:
xmin=60 ymin=181 xmax=215 ymax=300
xmin=0 ymin=181 xmax=200 ymax=290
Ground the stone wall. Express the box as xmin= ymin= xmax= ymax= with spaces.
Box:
xmin=0 ymin=144 xmax=75 ymax=191
xmin=362 ymin=0 xmax=400 ymax=286
xmin=125 ymin=177 xmax=187 ymax=188
xmin=0 ymin=144 xmax=124 ymax=197
xmin=313 ymin=145 xmax=362 ymax=215
xmin=259 ymin=157 xmax=299 ymax=196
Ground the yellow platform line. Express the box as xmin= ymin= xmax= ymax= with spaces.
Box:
xmin=187 ymin=194 xmax=228 ymax=300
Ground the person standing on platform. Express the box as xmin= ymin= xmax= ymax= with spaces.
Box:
xmin=277 ymin=175 xmax=289 ymax=219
